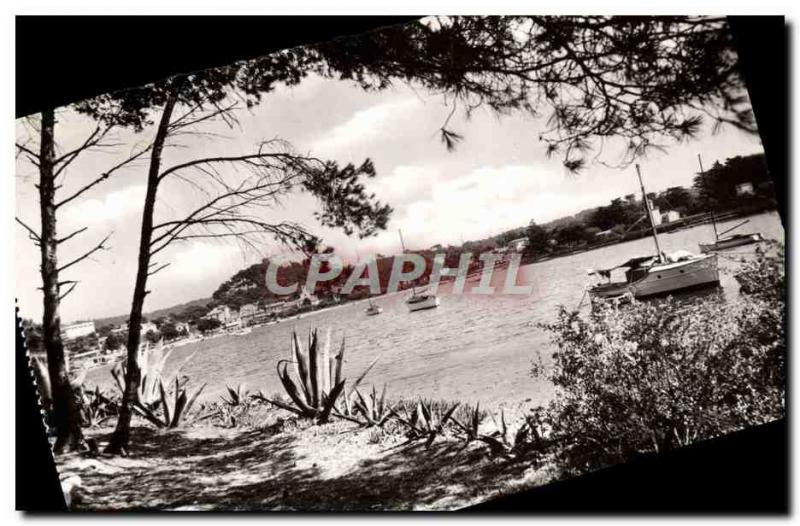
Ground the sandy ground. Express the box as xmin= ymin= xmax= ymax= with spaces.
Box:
xmin=56 ymin=414 xmax=555 ymax=511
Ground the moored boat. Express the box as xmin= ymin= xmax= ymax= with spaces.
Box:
xmin=698 ymin=212 xmax=763 ymax=253
xmin=365 ymin=299 xmax=383 ymax=316
xmin=699 ymin=233 xmax=763 ymax=253
xmin=406 ymin=292 xmax=440 ymax=312
xmin=398 ymin=229 xmax=440 ymax=312
xmin=588 ymin=164 xmax=721 ymax=302
xmin=589 ymin=252 xmax=720 ymax=301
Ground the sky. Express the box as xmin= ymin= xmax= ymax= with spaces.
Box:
xmin=15 ymin=47 xmax=765 ymax=324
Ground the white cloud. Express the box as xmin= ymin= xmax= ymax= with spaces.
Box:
xmin=392 ymin=164 xmax=604 ymax=247
xmin=367 ymin=164 xmax=438 ymax=205
xmin=309 ymin=98 xmax=421 ymax=156
xmin=61 ymin=185 xmax=146 ymax=226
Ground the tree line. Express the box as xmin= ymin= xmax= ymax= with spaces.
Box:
xmin=521 ymin=153 xmax=774 ymax=254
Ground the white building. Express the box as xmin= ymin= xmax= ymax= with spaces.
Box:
xmin=506 ymin=237 xmax=529 ymax=253
xmin=61 ymin=321 xmax=95 ymax=341
xmin=661 ymin=210 xmax=681 ymax=223
xmin=647 ymin=201 xmax=663 ymax=226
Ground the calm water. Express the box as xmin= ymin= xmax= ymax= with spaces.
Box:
xmin=86 ymin=212 xmax=785 ymax=409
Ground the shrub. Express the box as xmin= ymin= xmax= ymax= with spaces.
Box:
xmin=545 ymin=264 xmax=785 ymax=470
xmin=537 ymin=249 xmax=785 ymax=473
xmin=734 ymin=240 xmax=785 ymax=303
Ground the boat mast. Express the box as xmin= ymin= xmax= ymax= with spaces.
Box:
xmin=698 ymin=153 xmax=719 ymax=240
xmin=635 ymin=164 xmax=664 ymax=262
xmin=711 ymin=210 xmax=719 ymax=240
xmin=398 ymin=229 xmax=416 ymax=295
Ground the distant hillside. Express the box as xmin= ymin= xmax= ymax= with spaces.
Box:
xmin=93 ymin=297 xmax=213 ymax=329
xmin=211 ymin=259 xmax=311 ymax=309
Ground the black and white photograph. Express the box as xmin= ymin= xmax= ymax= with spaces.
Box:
xmin=13 ymin=14 xmax=787 ymax=512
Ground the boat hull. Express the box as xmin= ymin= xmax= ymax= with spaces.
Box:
xmin=590 ymin=254 xmax=720 ymax=301
xmin=699 ymin=233 xmax=763 ymax=253
xmin=634 ymin=254 xmax=720 ymax=298
xmin=365 ymin=306 xmax=383 ymax=316
xmin=406 ymin=295 xmax=440 ymax=312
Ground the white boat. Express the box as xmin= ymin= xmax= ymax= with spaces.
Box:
xmin=398 ymin=229 xmax=440 ymax=312
xmin=699 ymin=233 xmax=763 ymax=253
xmin=698 ymin=214 xmax=763 ymax=253
xmin=588 ymin=165 xmax=720 ymax=302
xmin=365 ymin=299 xmax=383 ymax=316
xmin=405 ymin=292 xmax=440 ymax=312
xmin=589 ymin=252 xmax=720 ymax=301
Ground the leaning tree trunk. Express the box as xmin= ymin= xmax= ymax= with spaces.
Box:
xmin=106 ymin=94 xmax=178 ymax=454
xmin=39 ymin=109 xmax=85 ymax=453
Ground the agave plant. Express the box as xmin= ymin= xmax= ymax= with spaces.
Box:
xmin=112 ymin=343 xmax=199 ymax=405
xmin=261 ymin=328 xmax=379 ymax=424
xmin=478 ymin=409 xmax=547 ymax=460
xmin=353 ymin=384 xmax=398 ymax=427
xmin=452 ymin=402 xmax=486 ymax=443
xmin=335 ymin=388 xmax=358 ymax=420
xmin=79 ymin=386 xmax=118 ymax=428
xmin=394 ymin=399 xmax=460 ymax=448
xmin=220 ymin=384 xmax=251 ymax=407
xmin=111 ymin=343 xmax=171 ymax=405
xmin=212 ymin=384 xmax=257 ymax=428
xmin=132 ymin=376 xmax=206 ymax=429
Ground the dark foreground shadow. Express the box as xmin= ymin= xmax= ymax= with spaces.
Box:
xmin=59 ymin=426 xmax=545 ymax=511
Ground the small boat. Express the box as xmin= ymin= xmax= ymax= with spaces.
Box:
xmin=406 ymin=291 xmax=440 ymax=312
xmin=588 ymin=165 xmax=720 ymax=302
xmin=398 ymin=229 xmax=439 ymax=312
xmin=699 ymin=213 xmax=763 ymax=253
xmin=365 ymin=299 xmax=383 ymax=316
xmin=699 ymin=233 xmax=763 ymax=253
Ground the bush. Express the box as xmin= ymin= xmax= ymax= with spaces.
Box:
xmin=537 ymin=248 xmax=785 ymax=473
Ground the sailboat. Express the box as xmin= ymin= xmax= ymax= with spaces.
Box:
xmin=698 ymin=212 xmax=763 ymax=253
xmin=398 ymin=229 xmax=440 ymax=312
xmin=588 ymin=165 xmax=720 ymax=302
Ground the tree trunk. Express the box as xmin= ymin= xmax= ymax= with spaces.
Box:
xmin=106 ymin=93 xmax=178 ymax=454
xmin=39 ymin=109 xmax=85 ymax=453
